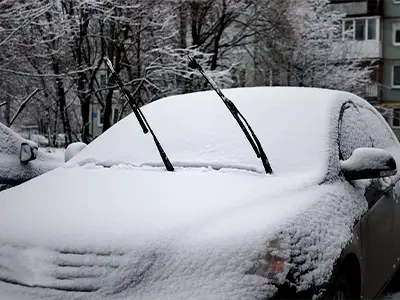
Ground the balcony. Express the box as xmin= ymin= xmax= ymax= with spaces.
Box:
xmin=332 ymin=16 xmax=382 ymax=60
xmin=333 ymin=39 xmax=382 ymax=60
xmin=330 ymin=0 xmax=382 ymax=16
xmin=331 ymin=1 xmax=368 ymax=16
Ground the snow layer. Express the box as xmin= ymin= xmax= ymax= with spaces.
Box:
xmin=0 ymin=122 xmax=28 ymax=156
xmin=0 ymin=167 xmax=367 ymax=300
xmin=340 ymin=148 xmax=395 ymax=171
xmin=65 ymin=142 xmax=87 ymax=162
xmin=68 ymin=87 xmax=340 ymax=177
xmin=0 ymin=166 xmax=319 ymax=248
xmin=0 ymin=87 xmax=394 ymax=299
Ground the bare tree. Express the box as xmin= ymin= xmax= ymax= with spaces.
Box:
xmin=277 ymin=0 xmax=371 ymax=94
xmin=0 ymin=0 xmax=372 ymax=143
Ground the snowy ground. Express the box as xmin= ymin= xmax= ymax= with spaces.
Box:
xmin=38 ymin=147 xmax=65 ymax=163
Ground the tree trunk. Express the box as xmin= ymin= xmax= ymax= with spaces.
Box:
xmin=102 ymin=20 xmax=117 ymax=133
xmin=75 ymin=8 xmax=91 ymax=143
xmin=103 ymin=21 xmax=128 ymax=132
xmin=177 ymin=1 xmax=192 ymax=93
xmin=134 ymin=18 xmax=142 ymax=105
xmin=52 ymin=60 xmax=72 ymax=146
xmin=4 ymin=99 xmax=10 ymax=126
xmin=178 ymin=2 xmax=187 ymax=49
xmin=102 ymin=88 xmax=113 ymax=132
xmin=81 ymin=98 xmax=90 ymax=143
xmin=210 ymin=2 xmax=228 ymax=71
xmin=53 ymin=103 xmax=58 ymax=147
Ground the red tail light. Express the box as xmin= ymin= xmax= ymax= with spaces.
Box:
xmin=270 ymin=255 xmax=286 ymax=272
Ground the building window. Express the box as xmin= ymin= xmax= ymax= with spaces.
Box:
xmin=99 ymin=74 xmax=107 ymax=87
xmin=343 ymin=18 xmax=378 ymax=41
xmin=393 ymin=66 xmax=400 ymax=87
xmin=344 ymin=20 xmax=354 ymax=40
xmin=367 ymin=19 xmax=376 ymax=40
xmin=393 ymin=109 xmax=400 ymax=127
xmin=113 ymin=108 xmax=119 ymax=124
xmin=355 ymin=19 xmax=365 ymax=40
xmin=97 ymin=108 xmax=104 ymax=127
xmin=393 ymin=24 xmax=400 ymax=45
xmin=343 ymin=20 xmax=354 ymax=40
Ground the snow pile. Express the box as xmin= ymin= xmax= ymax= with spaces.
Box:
xmin=65 ymin=142 xmax=87 ymax=162
xmin=340 ymin=148 xmax=395 ymax=172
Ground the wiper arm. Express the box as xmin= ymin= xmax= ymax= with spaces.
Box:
xmin=188 ymin=56 xmax=272 ymax=174
xmin=104 ymin=58 xmax=174 ymax=172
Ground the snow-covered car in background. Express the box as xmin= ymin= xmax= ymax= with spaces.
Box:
xmin=0 ymin=87 xmax=399 ymax=300
xmin=28 ymin=134 xmax=49 ymax=147
xmin=0 ymin=122 xmax=62 ymax=191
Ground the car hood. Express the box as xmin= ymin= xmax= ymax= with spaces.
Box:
xmin=0 ymin=165 xmax=323 ymax=248
xmin=0 ymin=166 xmax=327 ymax=300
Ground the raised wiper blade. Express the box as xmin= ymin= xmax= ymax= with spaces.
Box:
xmin=104 ymin=58 xmax=174 ymax=172
xmin=188 ymin=56 xmax=272 ymax=174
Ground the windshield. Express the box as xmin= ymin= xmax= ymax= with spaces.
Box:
xmin=189 ymin=56 xmax=272 ymax=174
xmin=69 ymin=87 xmax=333 ymax=176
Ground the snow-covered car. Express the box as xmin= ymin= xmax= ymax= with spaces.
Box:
xmin=29 ymin=134 xmax=50 ymax=147
xmin=0 ymin=87 xmax=399 ymax=300
xmin=0 ymin=122 xmax=62 ymax=191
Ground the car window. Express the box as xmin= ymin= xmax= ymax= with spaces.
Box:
xmin=360 ymin=107 xmax=398 ymax=150
xmin=339 ymin=104 xmax=373 ymax=161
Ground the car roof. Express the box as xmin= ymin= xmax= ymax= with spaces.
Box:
xmin=70 ymin=87 xmax=361 ymax=176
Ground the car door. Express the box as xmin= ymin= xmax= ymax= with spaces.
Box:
xmin=361 ymin=184 xmax=396 ymax=299
xmin=360 ymin=107 xmax=400 ymax=276
xmin=339 ymin=103 xmax=397 ymax=299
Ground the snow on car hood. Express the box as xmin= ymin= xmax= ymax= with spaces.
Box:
xmin=0 ymin=166 xmax=321 ymax=248
xmin=0 ymin=165 xmax=327 ymax=300
xmin=0 ymin=165 xmax=368 ymax=300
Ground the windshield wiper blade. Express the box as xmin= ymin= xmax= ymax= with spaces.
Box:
xmin=188 ymin=56 xmax=272 ymax=174
xmin=104 ymin=58 xmax=174 ymax=172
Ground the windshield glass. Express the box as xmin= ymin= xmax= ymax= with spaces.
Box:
xmin=69 ymin=87 xmax=333 ymax=176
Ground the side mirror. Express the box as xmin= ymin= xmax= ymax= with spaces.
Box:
xmin=340 ymin=148 xmax=397 ymax=181
xmin=20 ymin=142 xmax=38 ymax=164
xmin=65 ymin=142 xmax=87 ymax=162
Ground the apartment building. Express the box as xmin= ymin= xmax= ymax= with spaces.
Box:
xmin=330 ymin=0 xmax=400 ymax=139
